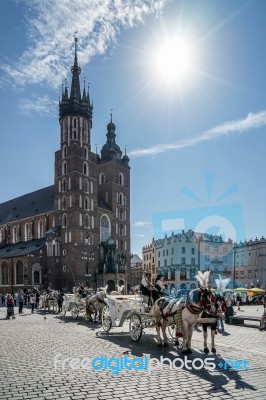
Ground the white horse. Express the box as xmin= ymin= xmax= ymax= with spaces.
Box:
xmin=150 ymin=297 xmax=184 ymax=347
xmin=179 ymin=288 xmax=213 ymax=354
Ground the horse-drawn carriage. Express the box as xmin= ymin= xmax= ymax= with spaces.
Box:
xmin=102 ymin=272 xmax=224 ymax=354
xmin=39 ymin=291 xmax=59 ymax=313
xmin=101 ymin=293 xmax=158 ymax=341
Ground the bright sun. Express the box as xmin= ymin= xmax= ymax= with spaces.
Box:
xmin=154 ymin=37 xmax=191 ymax=83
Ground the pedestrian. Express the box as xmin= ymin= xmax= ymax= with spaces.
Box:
xmin=13 ymin=292 xmax=18 ymax=307
xmin=217 ymin=296 xmax=227 ymax=332
xmin=36 ymin=290 xmax=40 ymax=309
xmin=57 ymin=291 xmax=64 ymax=313
xmin=224 ymin=294 xmax=234 ymax=324
xmin=30 ymin=294 xmax=36 ymax=314
xmin=236 ymin=294 xmax=241 ymax=311
xmin=17 ymin=290 xmax=24 ymax=314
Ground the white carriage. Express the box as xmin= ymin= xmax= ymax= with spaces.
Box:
xmin=62 ymin=292 xmax=89 ymax=319
xmin=101 ymin=294 xmax=156 ymax=342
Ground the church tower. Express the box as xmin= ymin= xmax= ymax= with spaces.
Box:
xmin=54 ymin=37 xmax=98 ymax=290
xmin=52 ymin=38 xmax=130 ymax=292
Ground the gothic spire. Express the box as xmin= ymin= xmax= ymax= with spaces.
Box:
xmin=70 ymin=36 xmax=81 ymax=100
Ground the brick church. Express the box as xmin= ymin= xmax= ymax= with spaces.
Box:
xmin=0 ymin=38 xmax=131 ymax=294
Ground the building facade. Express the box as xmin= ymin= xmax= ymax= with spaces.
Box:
xmin=142 ymin=230 xmax=234 ymax=291
xmin=233 ymin=237 xmax=266 ymax=289
xmin=0 ymin=38 xmax=131 ymax=294
xmin=142 ymin=239 xmax=157 ymax=284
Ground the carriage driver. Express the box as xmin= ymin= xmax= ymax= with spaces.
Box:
xmin=140 ymin=273 xmax=153 ymax=299
xmin=78 ymin=283 xmax=87 ymax=298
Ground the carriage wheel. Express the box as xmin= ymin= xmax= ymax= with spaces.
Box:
xmin=129 ymin=313 xmax=143 ymax=342
xmin=71 ymin=304 xmax=79 ymax=319
xmin=167 ymin=324 xmax=175 ymax=339
xmin=101 ymin=305 xmax=112 ymax=332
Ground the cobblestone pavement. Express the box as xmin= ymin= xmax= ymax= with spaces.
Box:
xmin=0 ymin=304 xmax=265 ymax=400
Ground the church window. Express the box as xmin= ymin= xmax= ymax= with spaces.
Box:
xmin=73 ymin=118 xmax=77 ymax=128
xmin=69 ymin=195 xmax=72 ymax=207
xmin=100 ymin=215 xmax=111 ymax=242
xmin=1 ymin=262 xmax=8 ymax=285
xmin=62 ymin=178 xmax=67 ymax=192
xmin=90 ymin=181 xmax=93 ymax=194
xmin=62 ymin=213 xmax=67 ymax=228
xmin=125 ymin=241 xmax=127 ymax=251
xmin=58 ymin=180 xmax=61 ymax=193
xmin=79 ymin=177 xmax=82 ymax=190
xmin=68 ymin=177 xmax=71 ymax=189
xmin=91 ymin=199 xmax=94 ymax=211
xmin=84 ymin=179 xmax=89 ymax=193
xmin=124 ymin=225 xmax=127 ymax=237
xmin=62 ymin=161 xmax=67 ymax=175
xmin=62 ymin=197 xmax=67 ymax=210
xmin=79 ymin=195 xmax=82 ymax=208
xmin=13 ymin=227 xmax=18 ymax=243
xmin=99 ymin=173 xmax=105 ymax=184
xmin=16 ymin=260 xmax=23 ymax=285
xmin=83 ymin=162 xmax=89 ymax=176
xmin=118 ymin=193 xmax=124 ymax=205
xmin=84 ymin=146 xmax=88 ymax=159
xmin=79 ymin=213 xmax=82 ymax=226
xmin=85 ymin=214 xmax=90 ymax=228
xmin=38 ymin=220 xmax=44 ymax=238
xmin=119 ymin=209 xmax=123 ymax=221
xmin=84 ymin=197 xmax=89 ymax=210
xmin=119 ymin=173 xmax=124 ymax=186
xmin=91 ymin=216 xmax=94 ymax=229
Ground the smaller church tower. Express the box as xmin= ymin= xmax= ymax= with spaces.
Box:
xmin=97 ymin=114 xmax=131 ymax=293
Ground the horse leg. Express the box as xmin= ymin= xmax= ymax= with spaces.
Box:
xmin=186 ymin=324 xmax=193 ymax=354
xmin=203 ymin=325 xmax=209 ymax=353
xmin=181 ymin=321 xmax=189 ymax=354
xmin=156 ymin=320 xmax=163 ymax=347
xmin=162 ymin=321 xmax=169 ymax=347
xmin=211 ymin=327 xmax=216 ymax=353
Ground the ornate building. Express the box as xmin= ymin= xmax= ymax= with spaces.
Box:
xmin=0 ymin=38 xmax=131 ymax=294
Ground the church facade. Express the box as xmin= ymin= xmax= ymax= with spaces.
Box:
xmin=0 ymin=39 xmax=131 ymax=294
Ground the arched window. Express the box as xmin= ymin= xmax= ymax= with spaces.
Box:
xmin=119 ymin=209 xmax=124 ymax=221
xmin=119 ymin=173 xmax=124 ymax=186
xmin=84 ymin=197 xmax=89 ymax=210
xmin=99 ymin=173 xmax=105 ymax=185
xmin=83 ymin=162 xmax=89 ymax=176
xmin=118 ymin=193 xmax=124 ymax=205
xmin=62 ymin=161 xmax=67 ymax=175
xmin=85 ymin=214 xmax=90 ymax=228
xmin=100 ymin=215 xmax=111 ymax=242
xmin=62 ymin=178 xmax=67 ymax=192
xmin=62 ymin=197 xmax=67 ymax=210
xmin=38 ymin=220 xmax=43 ymax=238
xmin=16 ymin=260 xmax=23 ymax=285
xmin=62 ymin=213 xmax=67 ymax=228
xmin=91 ymin=199 xmax=94 ymax=211
xmin=24 ymin=223 xmax=30 ymax=241
xmin=84 ymin=146 xmax=88 ymax=159
xmin=12 ymin=227 xmax=18 ymax=243
xmin=1 ymin=261 xmax=8 ymax=285
xmin=73 ymin=118 xmax=77 ymax=128
xmin=84 ymin=179 xmax=89 ymax=193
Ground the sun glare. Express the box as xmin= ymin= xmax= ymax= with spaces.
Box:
xmin=154 ymin=37 xmax=191 ymax=83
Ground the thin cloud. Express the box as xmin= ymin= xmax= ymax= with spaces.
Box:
xmin=1 ymin=0 xmax=167 ymax=89
xmin=18 ymin=95 xmax=58 ymax=116
xmin=129 ymin=109 xmax=266 ymax=158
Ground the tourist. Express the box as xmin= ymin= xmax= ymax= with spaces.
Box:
xmin=30 ymin=293 xmax=36 ymax=314
xmin=17 ymin=290 xmax=24 ymax=314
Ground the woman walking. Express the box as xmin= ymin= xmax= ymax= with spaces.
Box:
xmin=30 ymin=293 xmax=36 ymax=314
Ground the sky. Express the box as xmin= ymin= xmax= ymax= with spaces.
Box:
xmin=0 ymin=0 xmax=266 ymax=257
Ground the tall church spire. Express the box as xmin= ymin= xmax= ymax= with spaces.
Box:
xmin=70 ymin=36 xmax=81 ymax=100
xmin=59 ymin=37 xmax=93 ymax=122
